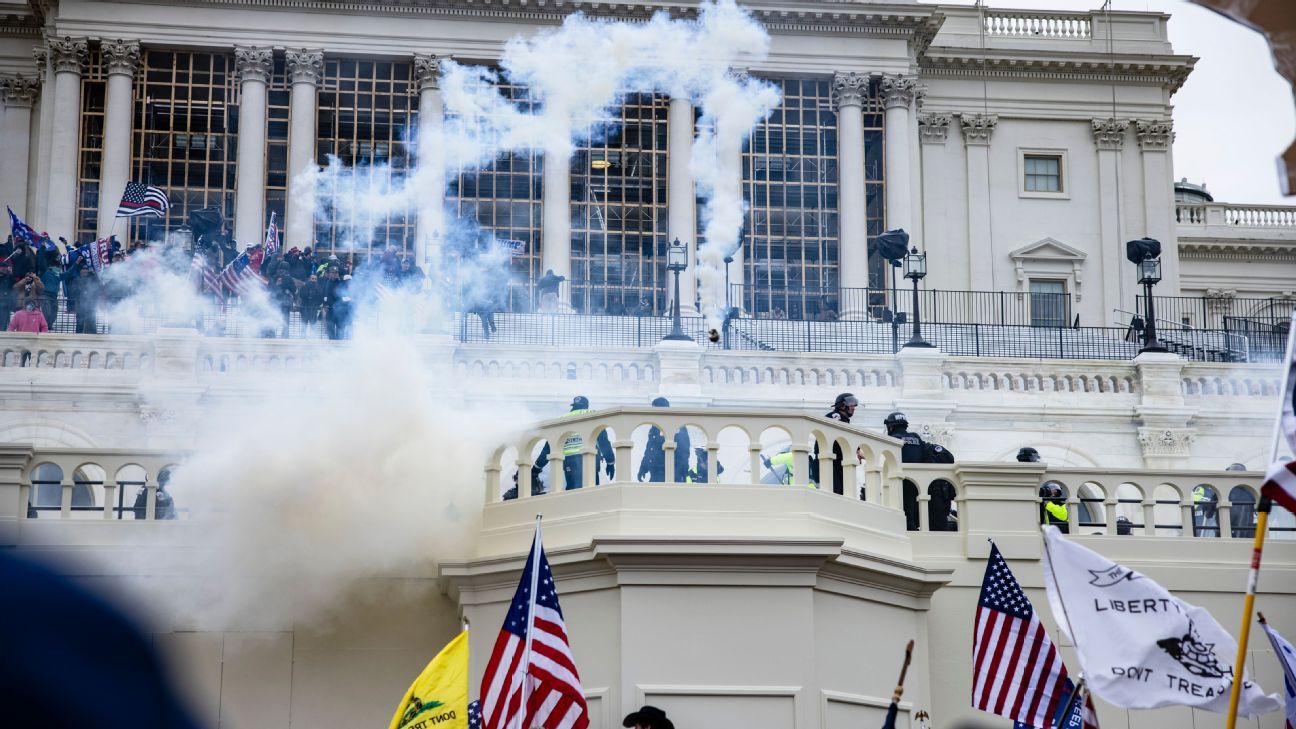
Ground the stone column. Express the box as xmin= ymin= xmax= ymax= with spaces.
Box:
xmin=541 ymin=146 xmax=571 ymax=309
xmin=44 ymin=37 xmax=87 ymax=242
xmin=880 ymin=75 xmax=918 ymax=237
xmin=232 ymin=46 xmax=272 ymax=249
xmin=833 ymin=72 xmax=868 ymax=317
xmin=30 ymin=47 xmax=51 ymax=224
xmin=285 ymin=49 xmax=323 ymax=251
xmin=1136 ymin=119 xmax=1179 ymax=295
xmin=95 ymin=39 xmax=141 ymax=241
xmin=667 ymin=95 xmax=697 ymax=314
xmin=960 ymin=113 xmax=998 ymax=291
xmin=0 ymin=77 xmax=40 ymax=220
xmin=917 ymin=113 xmax=953 ymax=289
xmin=414 ymin=53 xmax=445 ymax=269
xmin=1093 ymin=118 xmax=1130 ymax=322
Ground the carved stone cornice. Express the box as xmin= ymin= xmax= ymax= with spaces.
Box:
xmin=958 ymin=113 xmax=997 ymax=145
xmin=47 ymin=37 xmax=88 ymax=75
xmin=0 ymin=76 xmax=40 ymax=107
xmin=1091 ymin=118 xmax=1129 ymax=150
xmin=878 ymin=74 xmax=919 ymax=111
xmin=1135 ymin=119 xmax=1174 ymax=151
xmin=832 ymin=72 xmax=868 ymax=110
xmin=919 ymin=50 xmax=1195 ymax=94
xmin=1137 ymin=427 xmax=1196 ymax=458
xmin=917 ymin=113 xmax=952 ymax=144
xmin=101 ymin=39 xmax=141 ymax=77
xmin=413 ymin=53 xmax=440 ymax=91
xmin=1178 ymin=242 xmax=1296 ymax=263
xmin=33 ymin=47 xmax=47 ymax=82
xmin=726 ymin=67 xmax=749 ymax=85
xmin=234 ymin=46 xmax=273 ymax=84
xmin=286 ymin=48 xmax=324 ymax=86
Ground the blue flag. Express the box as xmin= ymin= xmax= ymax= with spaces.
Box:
xmin=1014 ymin=679 xmax=1083 ymax=729
xmin=7 ymin=207 xmax=38 ymax=249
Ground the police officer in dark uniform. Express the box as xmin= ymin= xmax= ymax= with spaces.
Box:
xmin=532 ymin=396 xmax=616 ymax=490
xmin=811 ymin=393 xmax=859 ymax=495
xmin=637 ymin=396 xmax=691 ymax=483
xmin=1016 ymin=447 xmax=1041 ymax=463
xmin=884 ymin=412 xmax=925 ymax=464
xmin=885 ymin=412 xmax=957 ymax=530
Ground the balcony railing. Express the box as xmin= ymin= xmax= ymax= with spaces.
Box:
xmin=1176 ymin=202 xmax=1296 ymax=228
xmin=982 ymin=11 xmax=1092 ymax=39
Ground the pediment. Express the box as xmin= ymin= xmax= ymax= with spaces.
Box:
xmin=1009 ymin=237 xmax=1087 ymax=262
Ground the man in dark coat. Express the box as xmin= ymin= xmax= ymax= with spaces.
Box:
xmin=297 ymin=273 xmax=324 ymax=336
xmin=637 ymin=397 xmax=691 ymax=483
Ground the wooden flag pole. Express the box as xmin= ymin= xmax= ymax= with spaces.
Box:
xmin=1225 ymin=311 xmax=1296 ymax=729
xmin=894 ymin=639 xmax=914 ymax=699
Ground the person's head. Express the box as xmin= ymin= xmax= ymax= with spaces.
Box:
xmin=571 ymin=395 xmax=590 ymax=411
xmin=1225 ymin=462 xmax=1247 ymax=472
xmin=401 ymin=258 xmax=411 ymax=269
xmin=651 ymin=396 xmax=670 ymax=407
xmin=622 ymin=706 xmax=672 ymax=729
xmin=1016 ymin=447 xmax=1041 ymax=463
xmin=308 ymin=274 xmax=317 ymax=283
xmin=24 ymin=301 xmax=36 ymax=312
xmin=833 ymin=392 xmax=858 ymax=417
xmin=883 ymin=411 xmax=908 ymax=435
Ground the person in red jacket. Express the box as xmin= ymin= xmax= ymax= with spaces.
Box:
xmin=8 ymin=300 xmax=48 ymax=333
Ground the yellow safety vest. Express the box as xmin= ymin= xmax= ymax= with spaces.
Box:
xmin=1044 ymin=500 xmax=1068 ymax=524
xmin=561 ymin=409 xmax=593 ymax=456
xmin=770 ymin=452 xmax=817 ymax=488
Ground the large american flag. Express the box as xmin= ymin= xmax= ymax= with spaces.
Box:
xmin=480 ymin=525 xmax=589 ymax=729
xmin=973 ymin=543 xmax=1068 ymax=728
xmin=217 ymin=250 xmax=267 ymax=296
xmin=115 ymin=182 xmax=170 ymax=218
xmin=190 ymin=252 xmax=220 ymax=294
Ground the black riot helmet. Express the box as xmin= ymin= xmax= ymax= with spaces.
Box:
xmin=1016 ymin=447 xmax=1041 ymax=463
xmin=884 ymin=411 xmax=908 ymax=433
xmin=651 ymin=397 xmax=670 ymax=407
xmin=570 ymin=395 xmax=590 ymax=410
xmin=834 ymin=393 xmax=859 ymax=410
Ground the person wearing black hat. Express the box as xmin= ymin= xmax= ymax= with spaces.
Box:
xmin=637 ymin=397 xmax=691 ymax=483
xmin=1016 ymin=447 xmax=1041 ymax=463
xmin=884 ymin=412 xmax=924 ymax=464
xmin=811 ymin=393 xmax=860 ymax=496
xmin=623 ymin=705 xmax=673 ymax=729
xmin=532 ymin=396 xmax=616 ymax=489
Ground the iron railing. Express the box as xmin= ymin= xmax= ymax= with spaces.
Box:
xmin=729 ymin=285 xmax=1072 ymax=327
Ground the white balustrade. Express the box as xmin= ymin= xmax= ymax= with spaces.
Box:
xmin=983 ymin=12 xmax=1092 ymax=39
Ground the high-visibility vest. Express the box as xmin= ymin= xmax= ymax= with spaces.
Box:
xmin=1044 ymin=500 xmax=1068 ymax=524
xmin=769 ymin=451 xmax=817 ymax=489
xmin=561 ymin=408 xmax=593 ymax=456
xmin=1193 ymin=486 xmax=1213 ymax=503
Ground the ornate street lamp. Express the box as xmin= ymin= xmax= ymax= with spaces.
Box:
xmin=1136 ymin=254 xmax=1167 ymax=353
xmin=663 ymin=237 xmax=693 ymax=342
xmin=903 ymin=246 xmax=932 ymax=348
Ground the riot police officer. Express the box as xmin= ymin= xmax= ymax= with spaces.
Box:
xmin=884 ymin=412 xmax=925 ymax=464
xmin=1016 ymin=447 xmax=1041 ymax=463
xmin=637 ymin=397 xmax=691 ymax=483
xmin=532 ymin=396 xmax=616 ymax=489
xmin=812 ymin=393 xmax=860 ymax=495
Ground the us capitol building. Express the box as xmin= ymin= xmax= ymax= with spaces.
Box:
xmin=1 ymin=0 xmax=1295 ymax=728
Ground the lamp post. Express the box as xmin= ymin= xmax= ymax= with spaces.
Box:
xmin=723 ymin=254 xmax=733 ymax=311
xmin=1136 ymin=255 xmax=1167 ymax=353
xmin=663 ymin=237 xmax=693 ymax=342
xmin=902 ymin=243 xmax=933 ymax=345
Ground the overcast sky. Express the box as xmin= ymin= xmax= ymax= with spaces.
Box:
xmin=937 ymin=0 xmax=1295 ymax=204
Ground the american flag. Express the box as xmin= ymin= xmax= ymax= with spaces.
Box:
xmin=480 ymin=524 xmax=589 ymax=729
xmin=218 ymin=250 xmax=267 ymax=296
xmin=468 ymin=699 xmax=482 ymax=729
xmin=973 ymin=543 xmax=1068 ymax=729
xmin=190 ymin=252 xmax=220 ymax=294
xmin=115 ymin=182 xmax=170 ymax=218
xmin=1015 ymin=678 xmax=1098 ymax=729
xmin=264 ymin=211 xmax=280 ymax=257
xmin=1263 ymin=460 xmax=1296 ymax=515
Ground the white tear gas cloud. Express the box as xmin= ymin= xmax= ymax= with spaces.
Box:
xmin=311 ymin=0 xmax=781 ymax=330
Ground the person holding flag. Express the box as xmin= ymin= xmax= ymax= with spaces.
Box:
xmin=387 ymin=630 xmax=471 ymax=729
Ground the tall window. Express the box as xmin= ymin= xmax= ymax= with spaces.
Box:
xmin=446 ymin=77 xmax=543 ymax=312
xmin=264 ymin=57 xmax=290 ymax=243
xmin=74 ymin=49 xmax=107 ymax=244
xmin=313 ymin=58 xmax=417 ymax=257
xmin=570 ymin=92 xmax=669 ymax=315
xmin=1029 ymin=279 xmax=1068 ymax=327
xmin=130 ymin=50 xmax=238 ymax=241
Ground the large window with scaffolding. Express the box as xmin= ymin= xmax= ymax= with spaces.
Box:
xmin=740 ymin=76 xmax=884 ymax=319
xmin=74 ymin=49 xmax=107 ymax=245
xmin=263 ymin=58 xmax=290 ymax=246
xmin=127 ymin=50 xmax=238 ymax=243
xmin=312 ymin=58 xmax=417 ymax=258
xmin=445 ymin=76 xmax=543 ymax=312
xmin=570 ymin=92 xmax=669 ymax=315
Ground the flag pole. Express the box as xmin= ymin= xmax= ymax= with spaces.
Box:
xmin=1224 ymin=311 xmax=1296 ymax=729
xmin=521 ymin=514 xmax=542 ymax=728
xmin=1054 ymin=675 xmax=1085 ymax=729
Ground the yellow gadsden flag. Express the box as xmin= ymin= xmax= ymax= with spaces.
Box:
xmin=387 ymin=630 xmax=470 ymax=729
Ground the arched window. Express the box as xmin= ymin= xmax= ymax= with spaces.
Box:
xmin=1228 ymin=487 xmax=1257 ymax=539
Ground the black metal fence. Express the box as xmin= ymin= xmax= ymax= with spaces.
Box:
xmin=728 ymin=285 xmax=1072 ymax=327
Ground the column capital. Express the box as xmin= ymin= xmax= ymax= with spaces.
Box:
xmin=917 ymin=113 xmax=952 ymax=144
xmin=832 ymin=71 xmax=868 ymax=110
xmin=726 ymin=66 xmax=749 ymax=84
xmin=1091 ymin=117 xmax=1129 ymax=150
xmin=1 ymin=75 xmax=40 ymax=107
xmin=32 ymin=46 xmax=47 ymax=82
xmin=879 ymin=74 xmax=920 ymax=110
xmin=958 ymin=113 xmax=997 ymax=145
xmin=47 ymin=36 xmax=88 ymax=75
xmin=234 ymin=46 xmax=273 ymax=84
xmin=1135 ymin=119 xmax=1174 ymax=151
xmin=286 ymin=48 xmax=324 ymax=85
xmin=101 ymin=39 xmax=141 ymax=77
xmin=413 ymin=53 xmax=441 ymax=91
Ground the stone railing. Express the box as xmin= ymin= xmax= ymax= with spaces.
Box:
xmin=1 ymin=445 xmax=181 ymax=522
xmin=942 ymin=357 xmax=1137 ymax=394
xmin=699 ymin=350 xmax=901 ymax=390
xmin=0 ymin=332 xmax=154 ymax=370
xmin=1181 ymin=362 xmax=1284 ymax=397
xmin=1177 ymin=202 xmax=1296 ymax=229
xmin=983 ymin=11 xmax=1091 ymax=39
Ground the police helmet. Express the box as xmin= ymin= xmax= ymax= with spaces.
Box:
xmin=834 ymin=393 xmax=859 ymax=409
xmin=651 ymin=397 xmax=670 ymax=407
xmin=1225 ymin=462 xmax=1247 ymax=472
xmin=571 ymin=395 xmax=590 ymax=410
xmin=1016 ymin=447 xmax=1041 ymax=463
xmin=884 ymin=411 xmax=908 ymax=429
